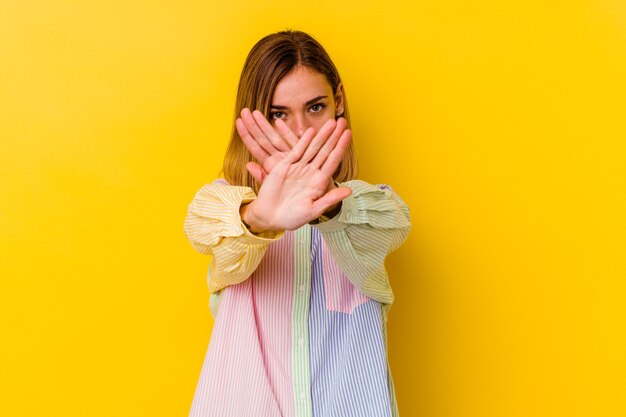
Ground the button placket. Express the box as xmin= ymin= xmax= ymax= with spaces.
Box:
xmin=292 ymin=226 xmax=313 ymax=417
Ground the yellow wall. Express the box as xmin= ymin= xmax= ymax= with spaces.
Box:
xmin=1 ymin=1 xmax=624 ymax=416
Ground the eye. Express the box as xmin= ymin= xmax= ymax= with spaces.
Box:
xmin=309 ymin=103 xmax=326 ymax=113
xmin=269 ymin=111 xmax=286 ymax=120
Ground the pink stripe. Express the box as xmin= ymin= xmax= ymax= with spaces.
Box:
xmin=252 ymin=231 xmax=295 ymax=416
xmin=321 ymin=240 xmax=368 ymax=314
xmin=189 ymin=232 xmax=295 ymax=417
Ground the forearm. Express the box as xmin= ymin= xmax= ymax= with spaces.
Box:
xmin=312 ymin=180 xmax=411 ymax=303
xmin=184 ymin=181 xmax=284 ymax=292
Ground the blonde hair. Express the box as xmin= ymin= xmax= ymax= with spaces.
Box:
xmin=222 ymin=30 xmax=357 ymax=192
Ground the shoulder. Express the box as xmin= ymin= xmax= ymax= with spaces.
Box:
xmin=212 ymin=178 xmax=230 ymax=186
xmin=341 ymin=179 xmax=397 ymax=194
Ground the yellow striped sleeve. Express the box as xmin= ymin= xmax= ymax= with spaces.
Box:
xmin=313 ymin=180 xmax=411 ymax=313
xmin=183 ymin=180 xmax=284 ymax=293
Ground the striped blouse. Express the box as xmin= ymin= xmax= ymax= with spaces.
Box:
xmin=183 ymin=178 xmax=411 ymax=417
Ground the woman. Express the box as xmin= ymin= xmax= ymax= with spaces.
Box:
xmin=184 ymin=29 xmax=410 ymax=417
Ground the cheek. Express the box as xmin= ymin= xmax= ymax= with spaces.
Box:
xmin=309 ymin=109 xmax=335 ymax=131
xmin=309 ymin=119 xmax=329 ymax=132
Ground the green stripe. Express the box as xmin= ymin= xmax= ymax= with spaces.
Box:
xmin=292 ymin=225 xmax=313 ymax=417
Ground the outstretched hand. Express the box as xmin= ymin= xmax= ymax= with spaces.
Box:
xmin=237 ymin=109 xmax=352 ymax=232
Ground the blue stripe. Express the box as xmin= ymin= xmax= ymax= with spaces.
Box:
xmin=308 ymin=228 xmax=392 ymax=417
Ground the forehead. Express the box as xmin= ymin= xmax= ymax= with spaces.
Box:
xmin=272 ymin=66 xmax=333 ymax=104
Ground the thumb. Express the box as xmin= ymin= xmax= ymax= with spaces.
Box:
xmin=312 ymin=186 xmax=352 ymax=216
xmin=246 ymin=162 xmax=267 ymax=185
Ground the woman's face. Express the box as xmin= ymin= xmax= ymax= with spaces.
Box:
xmin=268 ymin=66 xmax=343 ymax=137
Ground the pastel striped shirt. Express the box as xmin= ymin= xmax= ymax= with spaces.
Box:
xmin=183 ymin=178 xmax=411 ymax=417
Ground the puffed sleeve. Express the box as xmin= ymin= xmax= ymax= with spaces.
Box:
xmin=312 ymin=180 xmax=411 ymax=310
xmin=183 ymin=179 xmax=284 ymax=293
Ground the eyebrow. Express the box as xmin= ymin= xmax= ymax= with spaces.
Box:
xmin=270 ymin=95 xmax=328 ymax=110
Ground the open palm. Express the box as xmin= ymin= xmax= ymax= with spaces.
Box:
xmin=241 ymin=114 xmax=352 ymax=232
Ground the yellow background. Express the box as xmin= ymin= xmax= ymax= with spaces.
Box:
xmin=1 ymin=1 xmax=625 ymax=416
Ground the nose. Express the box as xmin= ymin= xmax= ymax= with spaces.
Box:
xmin=289 ymin=114 xmax=310 ymax=137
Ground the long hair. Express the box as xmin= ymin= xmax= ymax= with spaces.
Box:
xmin=222 ymin=30 xmax=357 ymax=192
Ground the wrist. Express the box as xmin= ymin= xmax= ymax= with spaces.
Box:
xmin=240 ymin=201 xmax=270 ymax=234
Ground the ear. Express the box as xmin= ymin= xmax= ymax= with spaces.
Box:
xmin=334 ymin=83 xmax=345 ymax=117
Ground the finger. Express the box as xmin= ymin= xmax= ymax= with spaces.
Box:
xmin=246 ymin=161 xmax=267 ymax=185
xmin=312 ymin=186 xmax=352 ymax=217
xmin=252 ymin=110 xmax=291 ymax=151
xmin=274 ymin=118 xmax=299 ymax=148
xmin=300 ymin=126 xmax=316 ymax=143
xmin=240 ymin=108 xmax=279 ymax=155
xmin=310 ymin=117 xmax=347 ymax=168
xmin=283 ymin=126 xmax=316 ymax=164
xmin=300 ymin=119 xmax=339 ymax=164
xmin=319 ymin=129 xmax=352 ymax=178
xmin=237 ymin=118 xmax=270 ymax=163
